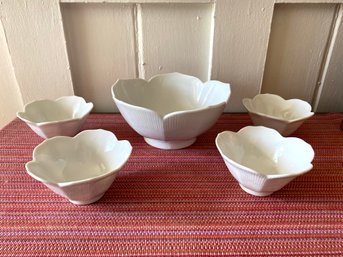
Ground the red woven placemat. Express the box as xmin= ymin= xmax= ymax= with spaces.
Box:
xmin=1 ymin=113 xmax=343 ymax=256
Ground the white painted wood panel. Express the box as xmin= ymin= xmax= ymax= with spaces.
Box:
xmin=211 ymin=0 xmax=275 ymax=112
xmin=0 ymin=0 xmax=74 ymax=105
xmin=261 ymin=3 xmax=336 ymax=104
xmin=138 ymin=3 xmax=213 ymax=82
xmin=61 ymin=3 xmax=137 ymax=112
xmin=276 ymin=0 xmax=343 ymax=3
xmin=61 ymin=0 xmax=213 ymax=3
xmin=316 ymin=4 xmax=343 ymax=112
xmin=0 ymin=21 xmax=23 ymax=128
xmin=2 ymin=0 xmax=343 ymax=129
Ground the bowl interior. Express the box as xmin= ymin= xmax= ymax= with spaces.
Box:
xmin=29 ymin=147 xmax=107 ymax=183
xmin=243 ymin=94 xmax=313 ymax=121
xmin=113 ymin=73 xmax=230 ymax=117
xmin=217 ymin=127 xmax=314 ymax=176
xmin=19 ymin=96 xmax=92 ymax=123
xmin=27 ymin=130 xmax=131 ymax=184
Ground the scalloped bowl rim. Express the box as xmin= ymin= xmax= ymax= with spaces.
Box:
xmin=112 ymin=96 xmax=228 ymax=120
xmin=242 ymin=94 xmax=314 ymax=123
xmin=17 ymin=96 xmax=94 ymax=126
xmin=111 ymin=72 xmax=230 ymax=119
xmin=215 ymin=126 xmax=314 ymax=179
xmin=25 ymin=129 xmax=132 ymax=187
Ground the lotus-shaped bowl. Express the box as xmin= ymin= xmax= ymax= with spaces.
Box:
xmin=242 ymin=94 xmax=314 ymax=136
xmin=25 ymin=129 xmax=132 ymax=205
xmin=112 ymin=72 xmax=231 ymax=149
xmin=216 ymin=126 xmax=314 ymax=196
xmin=17 ymin=96 xmax=93 ymax=138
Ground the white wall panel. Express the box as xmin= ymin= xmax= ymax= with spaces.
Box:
xmin=61 ymin=0 xmax=212 ymax=2
xmin=2 ymin=0 xmax=343 ymax=128
xmin=0 ymin=21 xmax=23 ymax=128
xmin=0 ymin=0 xmax=74 ymax=105
xmin=211 ymin=0 xmax=275 ymax=112
xmin=61 ymin=3 xmax=137 ymax=112
xmin=316 ymin=4 xmax=343 ymax=112
xmin=261 ymin=3 xmax=336 ymax=104
xmin=138 ymin=3 xmax=213 ymax=81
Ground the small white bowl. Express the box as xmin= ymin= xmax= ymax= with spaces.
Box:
xmin=242 ymin=94 xmax=314 ymax=136
xmin=17 ymin=96 xmax=93 ymax=138
xmin=216 ymin=126 xmax=314 ymax=196
xmin=112 ymin=72 xmax=231 ymax=149
xmin=25 ymin=129 xmax=132 ymax=205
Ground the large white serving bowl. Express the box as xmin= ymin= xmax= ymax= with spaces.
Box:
xmin=242 ymin=94 xmax=314 ymax=136
xmin=17 ymin=96 xmax=93 ymax=139
xmin=112 ymin=72 xmax=231 ymax=149
xmin=25 ymin=129 xmax=132 ymax=205
xmin=216 ymin=126 xmax=314 ymax=196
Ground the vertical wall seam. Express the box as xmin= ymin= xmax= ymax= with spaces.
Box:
xmin=57 ymin=2 xmax=75 ymax=95
xmin=132 ymin=4 xmax=139 ymax=78
xmin=312 ymin=3 xmax=342 ymax=111
xmin=258 ymin=2 xmax=276 ymax=94
xmin=207 ymin=0 xmax=216 ymax=81
xmin=133 ymin=3 xmax=145 ymax=79
xmin=0 ymin=18 xmax=24 ymax=107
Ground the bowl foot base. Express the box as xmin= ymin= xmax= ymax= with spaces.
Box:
xmin=239 ymin=184 xmax=273 ymax=197
xmin=144 ymin=137 xmax=196 ymax=150
xmin=69 ymin=193 xmax=105 ymax=205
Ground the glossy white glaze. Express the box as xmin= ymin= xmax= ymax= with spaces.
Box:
xmin=216 ymin=126 xmax=314 ymax=196
xmin=242 ymin=94 xmax=314 ymax=136
xmin=17 ymin=96 xmax=93 ymax=138
xmin=26 ymin=129 xmax=132 ymax=205
xmin=112 ymin=72 xmax=231 ymax=149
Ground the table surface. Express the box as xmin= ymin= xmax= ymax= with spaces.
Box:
xmin=1 ymin=113 xmax=343 ymax=256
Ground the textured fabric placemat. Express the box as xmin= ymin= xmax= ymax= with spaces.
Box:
xmin=1 ymin=113 xmax=342 ymax=256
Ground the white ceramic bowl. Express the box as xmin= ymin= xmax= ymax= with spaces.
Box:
xmin=112 ymin=72 xmax=231 ymax=149
xmin=242 ymin=94 xmax=314 ymax=136
xmin=17 ymin=96 xmax=93 ymax=138
xmin=216 ymin=126 xmax=314 ymax=196
xmin=25 ymin=129 xmax=132 ymax=205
